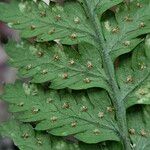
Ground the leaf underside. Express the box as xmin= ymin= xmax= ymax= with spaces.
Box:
xmin=0 ymin=0 xmax=150 ymax=149
xmin=2 ymin=82 xmax=119 ymax=143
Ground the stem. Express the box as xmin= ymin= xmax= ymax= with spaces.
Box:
xmin=101 ymin=38 xmax=131 ymax=150
xmin=84 ymin=1 xmax=132 ymax=149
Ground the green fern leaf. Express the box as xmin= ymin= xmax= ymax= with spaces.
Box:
xmin=0 ymin=119 xmax=80 ymax=150
xmin=127 ymin=106 xmax=150 ymax=150
xmin=0 ymin=1 xmax=96 ymax=45
xmin=116 ymin=42 xmax=150 ymax=108
xmin=0 ymin=0 xmax=149 ymax=60
xmin=102 ymin=0 xmax=150 ymax=60
xmin=5 ymin=41 xmax=109 ymax=90
xmin=1 ymin=0 xmax=150 ymax=149
xmin=0 ymin=120 xmax=123 ymax=150
xmin=79 ymin=0 xmax=123 ymax=17
xmin=1 ymin=82 xmax=119 ymax=143
xmin=2 ymin=81 xmax=149 ymax=146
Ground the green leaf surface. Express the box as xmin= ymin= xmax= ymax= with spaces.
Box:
xmin=0 ymin=0 xmax=96 ymax=45
xmin=102 ymin=0 xmax=150 ymax=60
xmin=0 ymin=0 xmax=149 ymax=61
xmin=96 ymin=0 xmax=123 ymax=17
xmin=2 ymin=81 xmax=150 ymax=148
xmin=1 ymin=82 xmax=119 ymax=144
xmin=0 ymin=120 xmax=78 ymax=150
xmin=79 ymin=0 xmax=123 ymax=17
xmin=1 ymin=0 xmax=150 ymax=149
xmin=0 ymin=120 xmax=123 ymax=150
xmin=127 ymin=106 xmax=150 ymax=150
xmin=5 ymin=39 xmax=150 ymax=100
xmin=116 ymin=42 xmax=150 ymax=108
xmin=0 ymin=119 xmax=94 ymax=150
xmin=0 ymin=120 xmax=52 ymax=150
xmin=5 ymin=41 xmax=109 ymax=90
